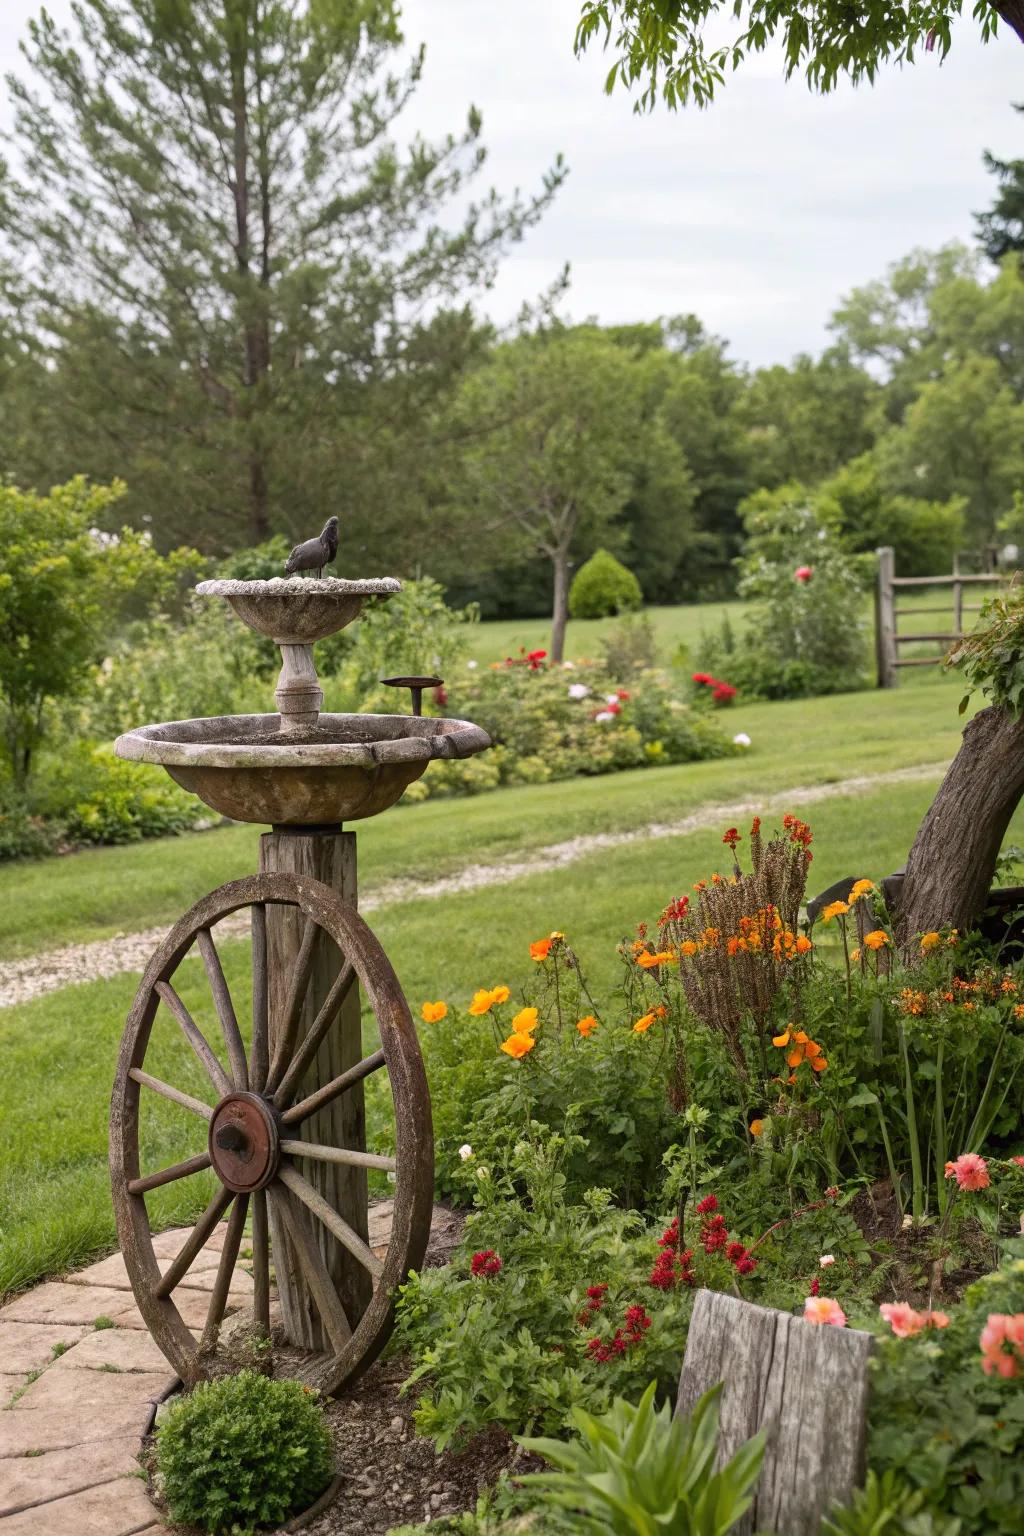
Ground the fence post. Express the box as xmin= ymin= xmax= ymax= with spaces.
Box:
xmin=875 ymin=546 xmax=896 ymax=689
xmin=952 ymin=552 xmax=964 ymax=639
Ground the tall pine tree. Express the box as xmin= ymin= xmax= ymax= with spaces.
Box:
xmin=977 ymin=103 xmax=1024 ymax=263
xmin=2 ymin=1 xmax=564 ymax=554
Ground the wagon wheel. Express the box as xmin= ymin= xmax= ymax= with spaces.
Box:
xmin=110 ymin=873 xmax=433 ymax=1396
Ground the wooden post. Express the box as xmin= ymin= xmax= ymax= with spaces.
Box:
xmin=952 ymin=553 xmax=964 ymax=641
xmin=875 ymin=546 xmax=897 ymax=689
xmin=258 ymin=828 xmax=372 ymax=1348
xmin=676 ymin=1289 xmax=874 ymax=1535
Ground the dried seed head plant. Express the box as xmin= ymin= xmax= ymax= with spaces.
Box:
xmin=658 ymin=816 xmax=814 ymax=1079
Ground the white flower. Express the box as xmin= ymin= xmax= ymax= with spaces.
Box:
xmin=458 ymin=1144 xmax=474 ymax=1161
xmin=594 ymin=710 xmax=614 ymax=723
xmin=733 ymin=732 xmax=751 ymax=747
xmin=562 ymin=660 xmax=575 ymax=669
xmin=467 ymin=659 xmax=478 ymax=670
xmin=605 ymin=693 xmax=620 ymax=705
xmin=386 ymin=1171 xmax=397 ymax=1183
xmin=475 ymin=1165 xmax=490 ymax=1181
xmin=568 ymin=682 xmax=590 ymax=700
xmin=819 ymin=1254 xmax=835 ymax=1268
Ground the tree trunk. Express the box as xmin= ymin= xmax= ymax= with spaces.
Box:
xmin=550 ymin=547 xmax=570 ymax=663
xmin=894 ymin=703 xmax=1024 ymax=952
xmin=992 ymin=2 xmax=1024 ymax=46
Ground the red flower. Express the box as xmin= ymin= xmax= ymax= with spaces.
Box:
xmin=692 ymin=672 xmax=712 ymax=685
xmin=527 ymin=649 xmax=547 ymax=670
xmin=809 ymin=1276 xmax=821 ymax=1296
xmin=657 ymin=1218 xmax=679 ymax=1251
xmin=701 ymin=1215 xmax=728 ymax=1254
xmin=722 ymin=828 xmax=741 ymax=850
xmin=726 ymin=1241 xmax=747 ymax=1262
xmin=711 ymin=683 xmax=737 ymax=704
xmin=433 ymin=685 xmax=448 ymax=707
xmin=734 ymin=1256 xmax=758 ymax=1276
xmin=695 ymin=1194 xmax=719 ymax=1214
xmin=795 ymin=565 xmax=813 ymax=584
xmin=470 ymin=1250 xmax=502 ymax=1278
xmin=587 ymin=1283 xmax=609 ymax=1301
xmin=616 ymin=688 xmax=631 ymax=700
xmin=659 ymin=895 xmax=690 ymax=926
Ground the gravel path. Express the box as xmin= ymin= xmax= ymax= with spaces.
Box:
xmin=0 ymin=761 xmax=946 ymax=1011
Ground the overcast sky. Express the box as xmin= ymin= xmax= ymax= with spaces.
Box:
xmin=1 ymin=1 xmax=1020 ymax=368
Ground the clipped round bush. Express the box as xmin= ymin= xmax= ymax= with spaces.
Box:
xmin=155 ymin=1370 xmax=332 ymax=1534
xmin=568 ymin=549 xmax=642 ymax=620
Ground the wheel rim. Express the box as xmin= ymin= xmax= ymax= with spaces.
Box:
xmin=109 ymin=873 xmax=434 ymax=1395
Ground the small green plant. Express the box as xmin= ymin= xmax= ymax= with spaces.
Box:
xmin=50 ymin=1340 xmax=70 ymax=1358
xmin=569 ymin=549 xmax=643 ymax=620
xmin=822 ymin=1470 xmax=962 ymax=1535
xmin=155 ymin=1370 xmax=332 ymax=1534
xmin=518 ymin=1380 xmax=764 ymax=1535
xmin=93 ymin=1316 xmax=115 ymax=1330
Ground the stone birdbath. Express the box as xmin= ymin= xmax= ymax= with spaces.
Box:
xmin=110 ymin=574 xmax=490 ymax=1394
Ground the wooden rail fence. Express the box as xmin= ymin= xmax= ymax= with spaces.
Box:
xmin=875 ymin=546 xmax=1005 ymax=689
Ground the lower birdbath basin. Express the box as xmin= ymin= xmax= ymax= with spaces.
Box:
xmin=115 ymin=711 xmax=490 ymax=825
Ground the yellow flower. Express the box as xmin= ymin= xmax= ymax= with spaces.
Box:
xmin=633 ymin=1012 xmax=656 ymax=1034
xmin=468 ymin=985 xmax=510 ymax=1016
xmin=420 ymin=1001 xmax=448 ymax=1024
xmin=680 ymin=940 xmax=699 ymax=957
xmin=500 ymin=1032 xmax=535 ymax=1059
xmin=919 ymin=932 xmax=942 ymax=953
xmin=821 ymin=901 xmax=850 ymax=923
xmin=848 ymin=879 xmax=875 ymax=902
xmin=490 ymin=985 xmax=511 ymax=1004
xmin=750 ymin=1119 xmax=765 ymax=1138
xmin=863 ymin=930 xmax=890 ymax=951
xmin=511 ymin=1006 xmax=539 ymax=1034
xmin=850 ymin=947 xmax=861 ymax=963
xmin=576 ymin=1015 xmax=599 ymax=1037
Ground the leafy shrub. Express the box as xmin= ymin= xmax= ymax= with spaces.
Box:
xmin=948 ymin=589 xmax=1024 ymax=716
xmin=569 ymin=549 xmax=643 ymax=620
xmin=599 ymin=610 xmax=659 ymax=676
xmin=822 ymin=1470 xmax=963 ymax=1536
xmin=155 ymin=1371 xmax=332 ymax=1534
xmin=699 ymin=486 xmax=872 ymax=699
xmin=0 ymin=796 xmax=61 ymax=861
xmin=519 ymin=1381 xmax=764 ymax=1536
xmin=58 ymin=747 xmax=206 ymax=845
xmin=867 ymin=1255 xmax=1024 ymax=1534
xmin=329 ymin=576 xmax=478 ymax=709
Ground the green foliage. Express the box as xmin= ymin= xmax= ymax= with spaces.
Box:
xmin=823 ymin=1471 xmax=963 ymax=1535
xmin=867 ymin=1256 xmax=1024 ymax=1534
xmin=819 ymin=454 xmax=965 ymax=579
xmin=700 ymin=487 xmax=871 ymax=699
xmin=334 ymin=578 xmax=479 ymax=709
xmin=977 ymin=104 xmax=1024 ymax=264
xmin=46 ymin=745 xmax=205 ymax=848
xmin=949 ymin=590 xmax=1024 ymax=717
xmin=569 ymin=549 xmax=643 ymax=620
xmin=519 ymin=1381 xmax=764 ymax=1536
xmin=574 ymin=2 xmax=1003 ymax=114
xmin=155 ymin=1371 xmax=332 ymax=1535
xmin=739 ymin=350 xmax=880 ymax=491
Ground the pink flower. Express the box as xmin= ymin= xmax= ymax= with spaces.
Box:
xmin=880 ymin=1302 xmax=926 ymax=1339
xmin=944 ymin=1153 xmax=990 ymax=1191
xmin=795 ymin=565 xmax=813 ymax=584
xmin=980 ymin=1313 xmax=1024 ymax=1379
xmin=804 ymin=1296 xmax=847 ymax=1327
xmin=1011 ymin=1156 xmax=1024 ymax=1168
xmin=804 ymin=1290 xmax=847 ymax=1327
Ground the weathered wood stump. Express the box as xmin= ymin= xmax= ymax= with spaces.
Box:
xmin=259 ymin=828 xmax=372 ymax=1349
xmin=676 ymin=1290 xmax=873 ymax=1535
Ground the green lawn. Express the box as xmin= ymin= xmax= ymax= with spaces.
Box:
xmin=0 ymin=668 xmax=973 ymax=961
xmin=4 ymin=771 xmax=1023 ymax=1301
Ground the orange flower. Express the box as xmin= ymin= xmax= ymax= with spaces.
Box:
xmin=576 ymin=1015 xmax=599 ymax=1037
xmin=468 ymin=985 xmax=509 ymax=1016
xmin=490 ymin=985 xmax=511 ymax=1005
xmin=633 ymin=1012 xmax=656 ymax=1034
xmin=811 ymin=1056 xmax=828 ymax=1071
xmin=420 ymin=1001 xmax=448 ymax=1024
xmin=653 ymin=1004 xmax=668 ymax=1018
xmin=680 ymin=940 xmax=698 ymax=957
xmin=500 ymin=1032 xmax=535 ymax=1059
xmin=511 ymin=1006 xmax=539 ymax=1034
xmin=529 ymin=938 xmax=553 ymax=962
xmin=749 ymin=1119 xmax=765 ymax=1138
xmin=795 ymin=935 xmax=813 ymax=954
xmin=773 ymin=1029 xmax=791 ymax=1047
xmin=919 ymin=932 xmax=942 ymax=953
xmin=821 ymin=901 xmax=849 ymax=922
xmin=848 ymin=879 xmax=875 ymax=902
xmin=863 ymin=930 xmax=890 ymax=951
xmin=637 ymin=949 xmax=673 ymax=969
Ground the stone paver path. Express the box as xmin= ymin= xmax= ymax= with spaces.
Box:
xmin=0 ymin=1204 xmax=398 ymax=1533
xmin=0 ymin=761 xmax=947 ymax=1010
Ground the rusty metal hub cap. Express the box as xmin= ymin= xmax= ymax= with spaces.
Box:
xmin=208 ymin=1092 xmax=280 ymax=1193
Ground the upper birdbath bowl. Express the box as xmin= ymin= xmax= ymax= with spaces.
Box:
xmin=113 ymin=574 xmax=491 ymax=827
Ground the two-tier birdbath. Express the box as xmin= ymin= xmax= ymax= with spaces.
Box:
xmin=111 ymin=575 xmax=490 ymax=1394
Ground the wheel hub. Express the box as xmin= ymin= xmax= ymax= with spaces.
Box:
xmin=208 ymin=1092 xmax=280 ymax=1192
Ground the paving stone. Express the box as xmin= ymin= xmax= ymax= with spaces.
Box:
xmin=0 ymin=1472 xmax=156 ymax=1534
xmin=0 ymin=1435 xmax=138 ymax=1518
xmin=150 ymin=1222 xmax=229 ymax=1259
xmin=11 ymin=1365 xmax=171 ymax=1436
xmin=0 ymin=1407 xmax=131 ymax=1459
xmin=106 ymin=1288 xmax=251 ymax=1333
xmin=48 ymin=1330 xmax=169 ymax=1375
xmin=0 ymin=1286 xmax=143 ymax=1330
xmin=0 ymin=1324 xmax=89 ymax=1375
xmin=67 ymin=1248 xmax=220 ymax=1291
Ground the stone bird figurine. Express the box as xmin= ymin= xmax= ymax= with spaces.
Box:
xmin=284 ymin=516 xmax=339 ymax=579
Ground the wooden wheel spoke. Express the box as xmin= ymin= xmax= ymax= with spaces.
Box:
xmin=276 ymin=1164 xmax=383 ymax=1281
xmin=197 ymin=929 xmax=248 ymax=1090
xmin=272 ymin=961 xmax=356 ymax=1108
xmin=271 ymin=1185 xmax=353 ymax=1352
xmin=264 ymin=916 xmax=320 ymax=1095
xmin=281 ymin=1048 xmax=386 ymax=1127
xmin=280 ymin=1140 xmax=396 ymax=1174
xmin=128 ymin=1151 xmax=212 ymax=1196
xmin=155 ymin=981 xmax=233 ymax=1098
xmin=250 ymin=903 xmax=270 ymax=1093
xmin=200 ymin=1194 xmax=249 ymax=1352
xmin=128 ymin=1067 xmax=213 ymax=1121
xmin=252 ymin=1189 xmax=271 ymax=1336
xmin=156 ymin=1187 xmax=234 ymax=1298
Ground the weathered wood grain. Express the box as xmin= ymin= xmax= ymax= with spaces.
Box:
xmin=676 ymin=1289 xmax=873 ymax=1535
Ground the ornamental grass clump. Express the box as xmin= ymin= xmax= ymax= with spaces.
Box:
xmin=154 ymin=1370 xmax=332 ymax=1535
xmin=656 ymin=815 xmax=814 ymax=1079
